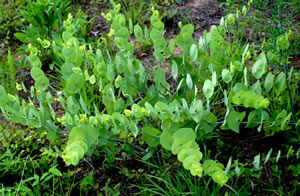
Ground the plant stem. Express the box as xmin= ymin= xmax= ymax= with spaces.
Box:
xmin=108 ymin=138 xmax=147 ymax=153
xmin=282 ymin=50 xmax=299 ymax=134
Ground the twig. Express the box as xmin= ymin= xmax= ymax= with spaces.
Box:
xmin=83 ymin=158 xmax=96 ymax=171
xmin=282 ymin=51 xmax=299 ymax=133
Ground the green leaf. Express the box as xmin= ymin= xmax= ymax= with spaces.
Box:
xmin=66 ymin=53 xmax=82 ymax=67
xmin=172 ymin=139 xmax=198 ymax=155
xmin=225 ymin=157 xmax=232 ymax=175
xmin=211 ymin=170 xmax=228 ymax=186
xmin=66 ymin=73 xmax=85 ymax=94
xmin=227 ymin=111 xmax=245 ymax=133
xmin=250 ymin=81 xmax=262 ymax=95
xmin=132 ymin=104 xmax=144 ymax=118
xmin=89 ymin=75 xmax=96 ymax=85
xmin=41 ymin=40 xmax=51 ymax=48
xmin=67 ymin=96 xmax=80 ymax=115
xmin=155 ymin=102 xmax=172 ymax=119
xmin=232 ymin=90 xmax=268 ymax=109
xmin=203 ymin=79 xmax=214 ymax=99
xmin=281 ymin=112 xmax=292 ymax=130
xmin=233 ymin=83 xmax=248 ymax=93
xmin=170 ymin=128 xmax=198 ymax=154
xmin=171 ymin=60 xmax=178 ymax=79
xmin=189 ymin=44 xmax=198 ymax=62
xmin=173 ymin=128 xmax=195 ymax=141
xmin=116 ymin=27 xmax=130 ymax=40
xmin=144 ymin=27 xmax=150 ymax=42
xmin=142 ymin=148 xmax=156 ymax=161
xmin=150 ymin=29 xmax=167 ymax=52
xmin=264 ymin=72 xmax=274 ymax=93
xmin=49 ymin=166 xmax=62 ymax=177
xmin=186 ymin=74 xmax=193 ymax=89
xmin=222 ymin=69 xmax=232 ymax=83
xmin=129 ymin=122 xmax=139 ymax=137
xmin=79 ymin=95 xmax=89 ymax=114
xmin=65 ymin=112 xmax=73 ymax=125
xmin=134 ymin=24 xmax=143 ymax=41
xmin=277 ymin=34 xmax=289 ymax=50
xmin=178 ymin=148 xmax=202 ymax=162
xmin=112 ymin=112 xmax=128 ymax=126
xmin=61 ymin=63 xmax=75 ymax=80
xmin=62 ymin=47 xmax=77 ymax=59
xmin=276 ymin=150 xmax=281 ymax=163
xmin=0 ymin=85 xmax=9 ymax=107
xmin=226 ymin=14 xmax=235 ymax=25
xmin=181 ymin=24 xmax=194 ymax=34
xmin=264 ymin=148 xmax=272 ymax=163
xmin=14 ymin=33 xmax=29 ymax=43
xmin=252 ymin=52 xmax=267 ymax=79
xmin=142 ymin=127 xmax=161 ymax=147
xmin=154 ymin=68 xmax=169 ymax=92
xmin=30 ymin=67 xmax=45 ymax=80
xmin=63 ymin=126 xmax=99 ymax=166
xmin=212 ymin=71 xmax=217 ymax=86
xmin=114 ymin=98 xmax=124 ymax=113
xmin=153 ymin=51 xmax=165 ymax=62
xmin=253 ymin=154 xmax=261 ymax=170
xmin=203 ymin=160 xmax=228 ymax=186
xmin=274 ymin=72 xmax=285 ymax=90
xmin=246 ymin=109 xmax=269 ymax=128
xmin=28 ymin=108 xmax=41 ymax=128
xmin=35 ymin=76 xmax=49 ymax=91
xmin=160 ymin=128 xmax=177 ymax=150
xmin=176 ymin=24 xmax=194 ymax=55
xmin=168 ymin=39 xmax=175 ymax=54
xmin=189 ymin=99 xmax=203 ymax=123
xmin=182 ymin=155 xmax=199 ymax=169
xmin=190 ymin=162 xmax=203 ymax=176
xmin=62 ymin=31 xmax=73 ymax=42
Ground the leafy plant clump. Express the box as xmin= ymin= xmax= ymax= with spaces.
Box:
xmin=0 ymin=0 xmax=299 ymax=194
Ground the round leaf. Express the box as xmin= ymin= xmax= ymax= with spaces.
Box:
xmin=274 ymin=72 xmax=285 ymax=90
xmin=142 ymin=127 xmax=161 ymax=147
xmin=30 ymin=67 xmax=45 ymax=80
xmin=35 ymin=76 xmax=49 ymax=91
xmin=222 ymin=69 xmax=232 ymax=83
xmin=203 ymin=79 xmax=214 ymax=99
xmin=134 ymin=24 xmax=143 ymax=41
xmin=66 ymin=73 xmax=85 ymax=94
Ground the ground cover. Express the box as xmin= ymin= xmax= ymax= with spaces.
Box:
xmin=0 ymin=0 xmax=299 ymax=195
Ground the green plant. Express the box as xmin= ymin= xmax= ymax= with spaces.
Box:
xmin=0 ymin=123 xmax=78 ymax=195
xmin=0 ymin=50 xmax=17 ymax=94
xmin=137 ymin=165 xmax=237 ymax=196
xmin=13 ymin=0 xmax=74 ymax=70
xmin=15 ymin=0 xmax=72 ymax=44
xmin=0 ymin=0 xmax=24 ymax=53
xmin=0 ymin=1 xmax=299 ymax=193
xmin=117 ymin=0 xmax=152 ymax=28
xmin=225 ymin=147 xmax=300 ymax=195
xmin=79 ymin=171 xmax=95 ymax=194
xmin=100 ymin=178 xmax=121 ymax=196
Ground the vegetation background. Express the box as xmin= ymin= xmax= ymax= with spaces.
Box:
xmin=0 ymin=0 xmax=299 ymax=195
